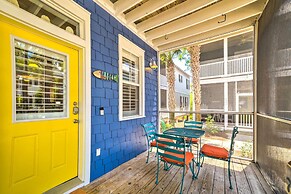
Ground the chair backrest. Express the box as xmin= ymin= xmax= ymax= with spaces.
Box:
xmin=141 ymin=123 xmax=157 ymax=145
xmin=184 ymin=120 xmax=203 ymax=129
xmin=229 ymin=126 xmax=239 ymax=157
xmin=155 ymin=133 xmax=187 ymax=166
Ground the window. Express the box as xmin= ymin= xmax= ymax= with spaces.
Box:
xmin=14 ymin=0 xmax=82 ymax=37
xmin=160 ymin=61 xmax=166 ymax=76
xmin=178 ymin=74 xmax=183 ymax=83
xmin=14 ymin=39 xmax=68 ymax=121
xmin=186 ymin=79 xmax=190 ymax=89
xmin=119 ymin=35 xmax=145 ymax=120
xmin=184 ymin=97 xmax=188 ymax=108
xmin=160 ymin=89 xmax=167 ymax=109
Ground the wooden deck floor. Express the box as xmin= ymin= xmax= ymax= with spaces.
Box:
xmin=74 ymin=152 xmax=274 ymax=194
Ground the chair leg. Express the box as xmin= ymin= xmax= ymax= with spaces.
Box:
xmin=196 ymin=144 xmax=199 ymax=159
xmin=156 ymin=156 xmax=160 ymax=184
xmin=189 ymin=159 xmax=195 ymax=179
xmin=200 ymin=154 xmax=205 ymax=167
xmin=228 ymin=159 xmax=233 ymax=189
xmin=179 ymin=165 xmax=186 ymax=194
xmin=146 ymin=149 xmax=150 ymax=163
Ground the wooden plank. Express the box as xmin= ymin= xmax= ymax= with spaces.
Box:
xmin=145 ymin=0 xmax=258 ymax=40
xmin=114 ymin=0 xmax=143 ymax=15
xmin=158 ymin=19 xmax=255 ymax=51
xmin=137 ymin=0 xmax=217 ymax=32
xmin=78 ymin=152 xmax=273 ymax=194
xmin=149 ymin=166 xmax=180 ymax=194
xmin=152 ymin=1 xmax=263 ymax=46
xmin=240 ymin=159 xmax=266 ymax=194
xmin=225 ymin=159 xmax=238 ymax=194
xmin=112 ymin=161 xmax=157 ymax=194
xmin=199 ymin=158 xmax=216 ymax=194
xmin=125 ymin=0 xmax=176 ymax=23
xmin=187 ymin=159 xmax=210 ymax=194
xmin=162 ymin=168 xmax=184 ymax=194
xmin=82 ymin=152 xmax=146 ymax=192
xmin=136 ymin=162 xmax=171 ymax=194
xmin=232 ymin=159 xmax=252 ymax=194
xmin=212 ymin=159 xmax=225 ymax=194
xmin=92 ymin=158 xmax=156 ymax=193
xmin=249 ymin=162 xmax=274 ymax=194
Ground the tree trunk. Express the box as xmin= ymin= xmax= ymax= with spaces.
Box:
xmin=166 ymin=60 xmax=176 ymax=125
xmin=188 ymin=45 xmax=201 ymax=121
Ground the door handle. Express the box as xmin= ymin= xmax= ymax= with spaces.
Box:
xmin=73 ymin=119 xmax=79 ymax=124
xmin=73 ymin=102 xmax=79 ymax=115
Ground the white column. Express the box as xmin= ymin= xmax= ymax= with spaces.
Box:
xmin=224 ymin=38 xmax=228 ymax=129
xmin=253 ymin=24 xmax=258 ymax=162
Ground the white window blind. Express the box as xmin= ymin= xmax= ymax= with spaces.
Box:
xmin=119 ymin=35 xmax=145 ymax=120
xmin=14 ymin=39 xmax=67 ymax=121
xmin=122 ymin=49 xmax=140 ymax=117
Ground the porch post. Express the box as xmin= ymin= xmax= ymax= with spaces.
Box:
xmin=224 ymin=38 xmax=228 ymax=130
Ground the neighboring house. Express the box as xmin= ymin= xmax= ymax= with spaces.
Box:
xmin=200 ymin=32 xmax=254 ymax=128
xmin=160 ymin=63 xmax=190 ymax=112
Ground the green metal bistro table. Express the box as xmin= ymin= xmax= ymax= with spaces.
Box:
xmin=163 ymin=127 xmax=205 ymax=178
xmin=164 ymin=127 xmax=205 ymax=139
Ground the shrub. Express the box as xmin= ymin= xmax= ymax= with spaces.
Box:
xmin=204 ymin=114 xmax=220 ymax=134
xmin=240 ymin=142 xmax=253 ymax=159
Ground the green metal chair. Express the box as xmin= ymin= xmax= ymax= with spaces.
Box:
xmin=184 ymin=120 xmax=203 ymax=154
xmin=155 ymin=133 xmax=196 ymax=194
xmin=141 ymin=123 xmax=173 ymax=163
xmin=200 ymin=126 xmax=239 ymax=189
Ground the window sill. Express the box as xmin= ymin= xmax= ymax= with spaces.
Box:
xmin=119 ymin=115 xmax=145 ymax=121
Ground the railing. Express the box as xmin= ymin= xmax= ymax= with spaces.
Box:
xmin=200 ymin=56 xmax=253 ymax=78
xmin=159 ymin=110 xmax=254 ymax=129
xmin=227 ymin=56 xmax=253 ymax=75
xmin=200 ymin=61 xmax=224 ymax=78
xmin=237 ymin=114 xmax=253 ymax=128
xmin=159 ymin=110 xmax=254 ymax=159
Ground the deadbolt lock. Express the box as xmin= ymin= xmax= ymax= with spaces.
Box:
xmin=73 ymin=119 xmax=79 ymax=124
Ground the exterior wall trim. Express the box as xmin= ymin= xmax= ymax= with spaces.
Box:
xmin=0 ymin=0 xmax=91 ymax=190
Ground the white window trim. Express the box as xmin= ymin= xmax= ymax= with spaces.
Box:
xmin=0 ymin=0 xmax=91 ymax=191
xmin=118 ymin=35 xmax=145 ymax=121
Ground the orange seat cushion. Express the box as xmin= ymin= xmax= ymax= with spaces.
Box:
xmin=185 ymin=137 xmax=199 ymax=144
xmin=162 ymin=151 xmax=194 ymax=165
xmin=150 ymin=138 xmax=173 ymax=148
xmin=201 ymin=144 xmax=229 ymax=159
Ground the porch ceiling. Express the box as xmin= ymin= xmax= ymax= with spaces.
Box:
xmin=94 ymin=0 xmax=268 ymax=51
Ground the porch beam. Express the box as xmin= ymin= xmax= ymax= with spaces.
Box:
xmin=114 ymin=0 xmax=143 ymax=15
xmin=158 ymin=17 xmax=255 ymax=51
xmin=136 ymin=0 xmax=217 ymax=33
xmin=145 ymin=0 xmax=258 ymax=40
xmin=153 ymin=1 xmax=263 ymax=46
xmin=125 ymin=0 xmax=176 ymax=24
xmin=94 ymin=0 xmax=115 ymax=14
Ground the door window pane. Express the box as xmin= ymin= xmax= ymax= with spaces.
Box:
xmin=14 ymin=39 xmax=67 ymax=121
xmin=15 ymin=0 xmax=80 ymax=36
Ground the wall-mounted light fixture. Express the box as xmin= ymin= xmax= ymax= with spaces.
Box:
xmin=145 ymin=58 xmax=158 ymax=72
xmin=149 ymin=58 xmax=158 ymax=69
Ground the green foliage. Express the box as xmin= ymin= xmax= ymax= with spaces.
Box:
xmin=189 ymin=92 xmax=193 ymax=120
xmin=240 ymin=142 xmax=253 ymax=159
xmin=160 ymin=48 xmax=190 ymax=67
xmin=160 ymin=120 xmax=173 ymax=132
xmin=204 ymin=115 xmax=219 ymax=134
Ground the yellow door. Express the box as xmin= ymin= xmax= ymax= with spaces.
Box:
xmin=0 ymin=15 xmax=79 ymax=194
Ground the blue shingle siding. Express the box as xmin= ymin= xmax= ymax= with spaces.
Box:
xmin=74 ymin=0 xmax=158 ymax=181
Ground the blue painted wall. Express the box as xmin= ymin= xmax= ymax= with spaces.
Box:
xmin=74 ymin=0 xmax=158 ymax=181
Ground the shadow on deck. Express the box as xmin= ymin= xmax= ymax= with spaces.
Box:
xmin=72 ymin=152 xmax=274 ymax=194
